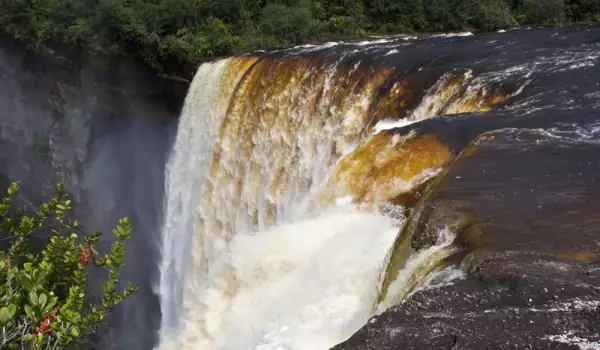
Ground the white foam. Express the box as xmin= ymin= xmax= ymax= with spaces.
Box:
xmin=376 ymin=227 xmax=456 ymax=313
xmin=545 ymin=331 xmax=600 ymax=350
xmin=353 ymin=39 xmax=393 ymax=46
xmin=530 ymin=298 xmax=600 ymax=313
xmin=417 ymin=266 xmax=466 ymax=293
xmin=568 ymin=62 xmax=595 ymax=70
xmin=321 ymin=42 xmax=340 ymax=48
xmin=372 ymin=118 xmax=415 ymax=133
xmin=162 ymin=205 xmax=403 ymax=350
xmin=335 ymin=196 xmax=354 ymax=206
xmin=292 ymin=41 xmax=340 ymax=52
xmin=431 ymin=32 xmax=474 ymax=38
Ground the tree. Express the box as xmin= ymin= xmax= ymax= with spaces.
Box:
xmin=472 ymin=0 xmax=519 ymax=30
xmin=0 ymin=0 xmax=595 ymax=74
xmin=363 ymin=0 xmax=427 ymax=32
xmin=565 ymin=0 xmax=600 ymax=21
xmin=519 ymin=0 xmax=567 ymax=26
xmin=0 ymin=182 xmax=137 ymax=349
xmin=260 ymin=3 xmax=313 ymax=44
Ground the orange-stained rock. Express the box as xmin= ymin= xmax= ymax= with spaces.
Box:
xmin=204 ymin=57 xmax=395 ymax=234
xmin=557 ymin=251 xmax=597 ymax=262
xmin=319 ymin=132 xmax=453 ymax=207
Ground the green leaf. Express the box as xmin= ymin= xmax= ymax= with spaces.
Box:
xmin=38 ymin=293 xmax=48 ymax=309
xmin=70 ymin=326 xmax=80 ymax=337
xmin=0 ymin=307 xmax=12 ymax=324
xmin=19 ymin=273 xmax=33 ymax=291
xmin=8 ymin=304 xmax=16 ymax=318
xmin=24 ymin=304 xmax=34 ymax=319
xmin=24 ymin=262 xmax=32 ymax=271
xmin=29 ymin=291 xmax=39 ymax=306
xmin=32 ymin=269 xmax=40 ymax=283
xmin=45 ymin=296 xmax=58 ymax=313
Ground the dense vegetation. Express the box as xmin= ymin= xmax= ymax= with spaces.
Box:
xmin=1 ymin=0 xmax=599 ymax=73
xmin=0 ymin=182 xmax=136 ymax=349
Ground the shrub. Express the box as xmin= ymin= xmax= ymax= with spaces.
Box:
xmin=0 ymin=182 xmax=136 ymax=349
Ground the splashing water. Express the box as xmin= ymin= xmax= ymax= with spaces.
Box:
xmin=376 ymin=227 xmax=457 ymax=313
xmin=161 ymin=205 xmax=403 ymax=350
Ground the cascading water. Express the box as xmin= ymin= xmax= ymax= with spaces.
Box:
xmin=157 ymin=37 xmax=529 ymax=349
xmin=158 ymin=58 xmax=257 ymax=339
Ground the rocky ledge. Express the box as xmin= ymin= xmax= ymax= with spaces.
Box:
xmin=335 ymin=252 xmax=600 ymax=349
xmin=335 ymin=120 xmax=600 ymax=349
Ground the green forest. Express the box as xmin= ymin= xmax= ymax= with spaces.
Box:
xmin=1 ymin=0 xmax=599 ymax=72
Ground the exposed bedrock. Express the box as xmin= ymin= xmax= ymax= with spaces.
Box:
xmin=336 ymin=124 xmax=600 ymax=349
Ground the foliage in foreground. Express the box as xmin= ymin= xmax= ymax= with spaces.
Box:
xmin=0 ymin=0 xmax=598 ymax=73
xmin=0 ymin=182 xmax=137 ymax=349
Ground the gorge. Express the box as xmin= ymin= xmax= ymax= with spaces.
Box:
xmin=1 ymin=25 xmax=600 ymax=349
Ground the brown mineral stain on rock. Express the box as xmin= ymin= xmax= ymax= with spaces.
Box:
xmin=319 ymin=132 xmax=453 ymax=206
xmin=204 ymin=57 xmax=396 ymax=234
xmin=558 ymin=251 xmax=597 ymax=262
xmin=218 ymin=57 xmax=259 ymax=105
xmin=366 ymin=72 xmax=440 ymax=129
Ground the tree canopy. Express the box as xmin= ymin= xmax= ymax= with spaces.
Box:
xmin=0 ymin=0 xmax=598 ymax=73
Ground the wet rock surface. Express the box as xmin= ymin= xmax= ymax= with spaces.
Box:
xmin=412 ymin=129 xmax=600 ymax=255
xmin=334 ymin=252 xmax=600 ymax=350
xmin=334 ymin=130 xmax=600 ymax=349
xmin=333 ymin=27 xmax=600 ymax=350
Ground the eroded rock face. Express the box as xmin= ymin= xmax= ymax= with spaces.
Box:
xmin=335 ymin=129 xmax=600 ymax=350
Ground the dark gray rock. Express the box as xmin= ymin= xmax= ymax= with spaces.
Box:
xmin=335 ymin=253 xmax=600 ymax=350
xmin=335 ymin=130 xmax=600 ymax=350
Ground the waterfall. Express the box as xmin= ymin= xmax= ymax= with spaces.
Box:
xmin=157 ymin=43 xmax=523 ymax=349
xmin=157 ymin=58 xmax=257 ymax=340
